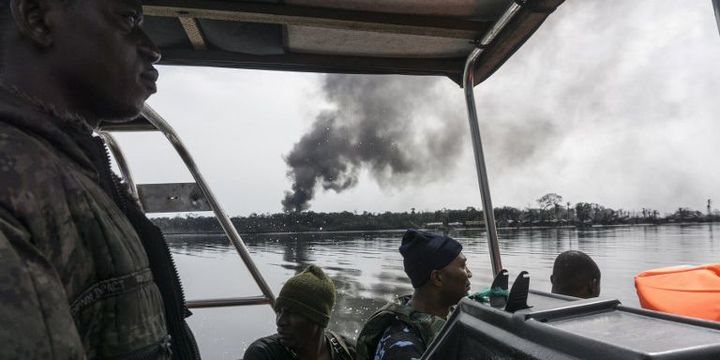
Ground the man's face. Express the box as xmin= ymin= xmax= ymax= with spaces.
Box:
xmin=48 ymin=0 xmax=160 ymax=121
xmin=436 ymin=253 xmax=473 ymax=305
xmin=275 ymin=306 xmax=322 ymax=353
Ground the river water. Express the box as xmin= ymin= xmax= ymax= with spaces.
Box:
xmin=166 ymin=223 xmax=719 ymax=359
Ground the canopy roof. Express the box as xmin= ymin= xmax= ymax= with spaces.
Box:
xmin=142 ymin=0 xmax=565 ymax=85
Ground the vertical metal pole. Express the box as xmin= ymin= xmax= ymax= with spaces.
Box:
xmin=98 ymin=131 xmax=144 ymax=211
xmin=459 ymin=0 xmax=522 ymax=277
xmin=714 ymin=0 xmax=720 ymax=36
xmin=141 ymin=106 xmax=276 ymax=305
xmin=463 ymin=48 xmax=503 ymax=276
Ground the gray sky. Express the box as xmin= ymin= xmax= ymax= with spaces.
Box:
xmin=114 ymin=0 xmax=720 ymax=216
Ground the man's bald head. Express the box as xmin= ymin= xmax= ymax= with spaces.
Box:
xmin=551 ymin=250 xmax=601 ymax=299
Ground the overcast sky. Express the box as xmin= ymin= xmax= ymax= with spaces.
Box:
xmin=114 ymin=0 xmax=720 ymax=216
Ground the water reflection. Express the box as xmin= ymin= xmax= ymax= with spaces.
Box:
xmin=166 ymin=223 xmax=720 ymax=360
xmin=710 ymin=223 xmax=714 ymax=241
xmin=168 ymin=233 xmax=231 ymax=256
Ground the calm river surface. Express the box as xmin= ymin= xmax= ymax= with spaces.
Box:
xmin=166 ymin=223 xmax=719 ymax=359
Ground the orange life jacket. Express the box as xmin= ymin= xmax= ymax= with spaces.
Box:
xmin=635 ymin=264 xmax=720 ymax=322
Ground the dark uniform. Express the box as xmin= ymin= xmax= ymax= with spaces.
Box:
xmin=0 ymin=85 xmax=199 ymax=359
xmin=244 ymin=332 xmax=355 ymax=360
xmin=355 ymin=296 xmax=446 ymax=360
xmin=373 ymin=319 xmax=425 ymax=359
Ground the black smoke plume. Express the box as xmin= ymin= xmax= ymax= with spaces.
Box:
xmin=282 ymin=1 xmax=720 ymax=213
xmin=282 ymin=75 xmax=465 ymax=212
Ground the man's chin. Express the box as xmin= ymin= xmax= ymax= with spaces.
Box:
xmin=97 ymin=102 xmax=146 ymax=125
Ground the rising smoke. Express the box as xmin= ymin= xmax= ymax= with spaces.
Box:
xmin=281 ymin=0 xmax=720 ymax=213
xmin=282 ymin=75 xmax=466 ymax=212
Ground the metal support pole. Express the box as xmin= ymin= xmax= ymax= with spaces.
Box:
xmin=461 ymin=2 xmax=522 ymax=276
xmin=714 ymin=0 xmax=720 ymax=36
xmin=463 ymin=49 xmax=502 ymax=276
xmin=186 ymin=295 xmax=272 ymax=309
xmin=98 ymin=131 xmax=144 ymax=211
xmin=141 ymin=106 xmax=276 ymax=305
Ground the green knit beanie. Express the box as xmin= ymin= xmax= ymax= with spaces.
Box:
xmin=275 ymin=265 xmax=336 ymax=328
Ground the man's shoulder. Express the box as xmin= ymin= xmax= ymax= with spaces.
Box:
xmin=374 ymin=318 xmax=424 ymax=360
xmin=383 ymin=317 xmax=423 ymax=342
xmin=366 ymin=296 xmax=414 ymax=326
xmin=0 ymin=121 xmax=61 ymax=176
xmin=0 ymin=120 xmax=51 ymax=150
xmin=0 ymin=122 xmax=65 ymax=200
xmin=244 ymin=334 xmax=292 ymax=360
xmin=356 ymin=296 xmax=417 ymax=359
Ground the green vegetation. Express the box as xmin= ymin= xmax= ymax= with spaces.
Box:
xmin=152 ymin=194 xmax=720 ymax=234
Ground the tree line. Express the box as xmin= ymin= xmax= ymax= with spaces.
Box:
xmin=152 ymin=193 xmax=720 ymax=234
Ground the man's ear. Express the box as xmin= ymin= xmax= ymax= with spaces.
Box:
xmin=10 ymin=0 xmax=54 ymax=47
xmin=429 ymin=269 xmax=443 ymax=287
xmin=591 ymin=278 xmax=600 ymax=297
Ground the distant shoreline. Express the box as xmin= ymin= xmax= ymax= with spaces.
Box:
xmin=161 ymin=221 xmax=718 ymax=237
xmin=153 ymin=203 xmax=719 ymax=237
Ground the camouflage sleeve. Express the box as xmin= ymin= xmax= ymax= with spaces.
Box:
xmin=0 ymin=206 xmax=86 ymax=359
xmin=373 ymin=319 xmax=424 ymax=360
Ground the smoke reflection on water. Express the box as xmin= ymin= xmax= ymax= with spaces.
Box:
xmin=166 ymin=223 xmax=719 ymax=360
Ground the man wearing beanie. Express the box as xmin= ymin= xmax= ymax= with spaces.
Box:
xmin=355 ymin=229 xmax=472 ymax=360
xmin=244 ymin=265 xmax=355 ymax=360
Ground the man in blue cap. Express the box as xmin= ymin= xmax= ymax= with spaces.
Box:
xmin=355 ymin=229 xmax=473 ymax=360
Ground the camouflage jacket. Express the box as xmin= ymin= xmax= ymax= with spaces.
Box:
xmin=0 ymin=88 xmax=196 ymax=359
xmin=355 ymin=295 xmax=446 ymax=360
xmin=373 ymin=318 xmax=425 ymax=359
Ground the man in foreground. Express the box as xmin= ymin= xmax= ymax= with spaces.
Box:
xmin=244 ymin=265 xmax=355 ymax=360
xmin=0 ymin=0 xmax=198 ymax=358
xmin=551 ymin=250 xmax=601 ymax=298
xmin=355 ymin=229 xmax=472 ymax=360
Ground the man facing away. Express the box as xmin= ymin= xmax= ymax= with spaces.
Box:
xmin=355 ymin=229 xmax=472 ymax=360
xmin=551 ymin=250 xmax=601 ymax=299
xmin=244 ymin=265 xmax=355 ymax=360
xmin=0 ymin=0 xmax=198 ymax=358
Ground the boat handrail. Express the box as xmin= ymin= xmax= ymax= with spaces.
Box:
xmin=98 ymin=105 xmax=276 ymax=309
xmin=98 ymin=131 xmax=143 ymax=210
xmin=460 ymin=1 xmax=526 ymax=276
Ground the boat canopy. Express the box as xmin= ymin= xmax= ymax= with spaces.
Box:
xmin=141 ymin=0 xmax=564 ymax=86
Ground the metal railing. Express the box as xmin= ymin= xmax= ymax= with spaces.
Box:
xmin=98 ymin=131 xmax=143 ymax=210
xmin=461 ymin=2 xmax=523 ymax=276
xmin=714 ymin=0 xmax=720 ymax=36
xmin=141 ymin=106 xmax=276 ymax=308
xmin=99 ymin=106 xmax=275 ymax=309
